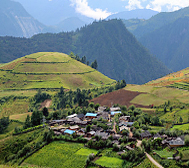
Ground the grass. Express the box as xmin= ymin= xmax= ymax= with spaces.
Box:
xmin=24 ymin=141 xmax=90 ymax=168
xmin=10 ymin=112 xmax=32 ymax=122
xmin=127 ymin=84 xmax=189 ymax=106
xmin=75 ymin=148 xmax=98 ymax=156
xmin=180 ymin=150 xmax=189 ymax=161
xmin=153 ymin=148 xmax=176 ymax=158
xmin=160 ymin=109 xmax=189 ymax=124
xmin=171 ymin=123 xmax=189 ymax=131
xmin=95 ymin=156 xmax=124 ymax=168
xmin=0 ymin=98 xmax=29 ymax=118
xmin=0 ymin=121 xmax=22 ymax=140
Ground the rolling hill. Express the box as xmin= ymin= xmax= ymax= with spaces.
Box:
xmin=0 ymin=52 xmax=115 ymax=90
xmin=0 ymin=19 xmax=171 ymax=84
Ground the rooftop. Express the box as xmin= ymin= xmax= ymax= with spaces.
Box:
xmin=64 ymin=129 xmax=75 ymax=135
xmin=111 ymin=111 xmax=122 ymax=115
xmin=85 ymin=113 xmax=97 ymax=117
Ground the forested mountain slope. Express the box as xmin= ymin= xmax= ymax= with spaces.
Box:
xmin=124 ymin=6 xmax=189 ymax=39
xmin=139 ymin=16 xmax=189 ymax=72
xmin=0 ymin=19 xmax=170 ymax=84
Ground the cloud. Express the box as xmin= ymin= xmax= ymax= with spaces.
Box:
xmin=125 ymin=0 xmax=144 ymax=10
xmin=146 ymin=0 xmax=189 ymax=12
xmin=70 ymin=0 xmax=112 ymax=20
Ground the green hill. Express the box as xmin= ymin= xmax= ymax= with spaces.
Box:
xmin=0 ymin=52 xmax=115 ymax=90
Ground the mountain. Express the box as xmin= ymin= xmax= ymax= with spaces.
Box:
xmin=14 ymin=0 xmax=93 ymax=26
xmin=0 ymin=0 xmax=46 ymax=38
xmin=124 ymin=6 xmax=189 ymax=39
xmin=106 ymin=9 xmax=158 ymax=20
xmin=0 ymin=19 xmax=171 ymax=84
xmin=56 ymin=17 xmax=87 ymax=32
xmin=139 ymin=16 xmax=189 ymax=72
xmin=0 ymin=52 xmax=115 ymax=90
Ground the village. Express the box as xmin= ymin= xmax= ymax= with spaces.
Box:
xmin=48 ymin=105 xmax=186 ymax=161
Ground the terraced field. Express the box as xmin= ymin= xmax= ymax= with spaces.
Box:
xmin=0 ymin=52 xmax=115 ymax=90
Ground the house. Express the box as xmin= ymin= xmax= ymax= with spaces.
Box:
xmin=64 ymin=129 xmax=75 ymax=135
xmin=119 ymin=126 xmax=129 ymax=133
xmin=86 ymin=131 xmax=96 ymax=137
xmin=95 ymin=131 xmax=109 ymax=140
xmin=111 ymin=111 xmax=122 ymax=117
xmin=77 ymin=113 xmax=85 ymax=120
xmin=153 ymin=133 xmax=162 ymax=139
xmin=85 ymin=113 xmax=97 ymax=119
xmin=77 ymin=128 xmax=85 ymax=136
xmin=69 ymin=125 xmax=80 ymax=131
xmin=98 ymin=106 xmax=106 ymax=112
xmin=119 ymin=116 xmax=130 ymax=122
xmin=119 ymin=121 xmax=127 ymax=127
xmin=168 ymin=137 xmax=185 ymax=147
xmin=66 ymin=114 xmax=77 ymax=119
xmin=140 ymin=130 xmax=152 ymax=139
xmin=49 ymin=119 xmax=66 ymax=126
xmin=110 ymin=107 xmax=121 ymax=111
xmin=126 ymin=122 xmax=134 ymax=127
xmin=97 ymin=112 xmax=109 ymax=121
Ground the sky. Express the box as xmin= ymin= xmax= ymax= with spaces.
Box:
xmin=69 ymin=0 xmax=189 ymax=19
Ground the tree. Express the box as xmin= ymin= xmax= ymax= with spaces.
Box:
xmin=86 ymin=125 xmax=91 ymax=132
xmin=0 ymin=117 xmax=9 ymax=133
xmin=91 ymin=60 xmax=98 ymax=69
xmin=23 ymin=115 xmax=31 ymax=129
xmin=31 ymin=111 xmax=43 ymax=126
xmin=185 ymin=135 xmax=189 ymax=146
xmin=179 ymin=116 xmax=183 ymax=123
xmin=42 ymin=107 xmax=49 ymax=117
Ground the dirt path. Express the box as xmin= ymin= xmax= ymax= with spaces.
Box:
xmin=40 ymin=99 xmax=52 ymax=109
xmin=137 ymin=140 xmax=164 ymax=168
xmin=113 ymin=122 xmax=117 ymax=133
xmin=129 ymin=128 xmax=133 ymax=138
xmin=145 ymin=152 xmax=164 ymax=168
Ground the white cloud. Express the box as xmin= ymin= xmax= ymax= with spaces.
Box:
xmin=70 ymin=0 xmax=112 ymax=20
xmin=147 ymin=0 xmax=189 ymax=12
xmin=125 ymin=0 xmax=144 ymax=10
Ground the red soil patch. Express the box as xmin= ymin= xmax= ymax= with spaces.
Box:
xmin=90 ymin=89 xmax=150 ymax=108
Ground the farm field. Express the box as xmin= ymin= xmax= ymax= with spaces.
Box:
xmin=23 ymin=141 xmax=96 ymax=168
xmin=153 ymin=148 xmax=176 ymax=158
xmin=127 ymin=86 xmax=189 ymax=106
xmin=160 ymin=109 xmax=189 ymax=124
xmin=95 ymin=156 xmax=125 ymax=168
xmin=90 ymin=89 xmax=150 ymax=108
xmin=171 ymin=123 xmax=189 ymax=131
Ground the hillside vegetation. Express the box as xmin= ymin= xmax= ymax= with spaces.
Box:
xmin=0 ymin=52 xmax=115 ymax=90
xmin=0 ymin=19 xmax=170 ymax=84
xmin=123 ymin=7 xmax=189 ymax=73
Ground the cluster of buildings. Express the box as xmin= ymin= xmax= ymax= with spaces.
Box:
xmin=48 ymin=107 xmax=136 ymax=145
